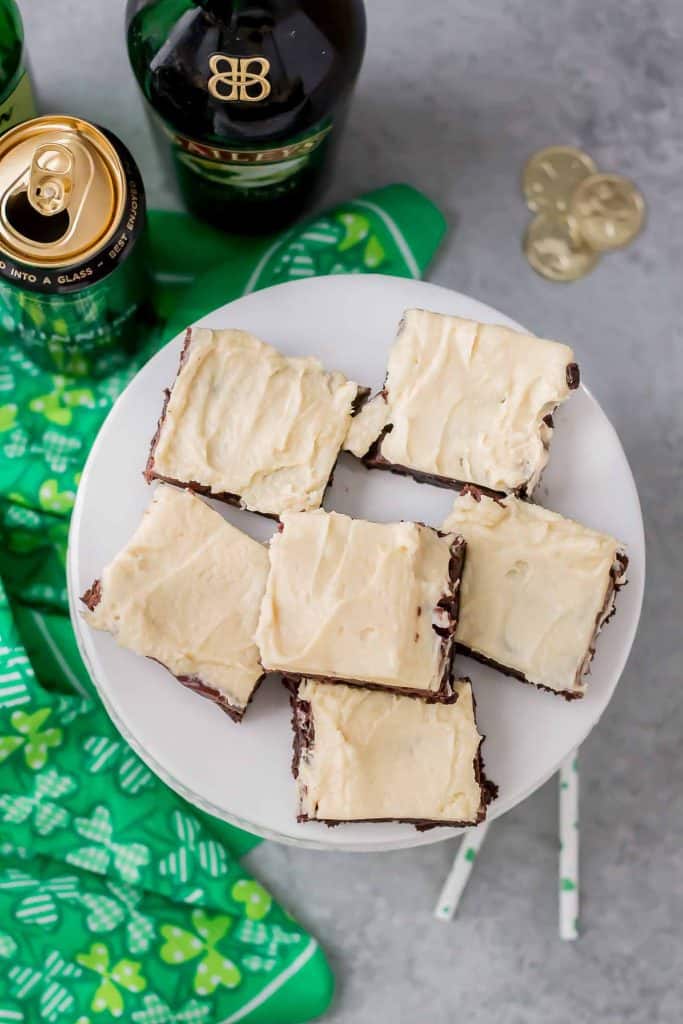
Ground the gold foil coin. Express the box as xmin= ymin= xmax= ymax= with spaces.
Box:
xmin=570 ymin=173 xmax=645 ymax=250
xmin=522 ymin=146 xmax=598 ymax=214
xmin=524 ymin=212 xmax=600 ymax=282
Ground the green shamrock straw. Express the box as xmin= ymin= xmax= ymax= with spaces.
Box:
xmin=434 ymin=751 xmax=581 ymax=933
xmin=433 ymin=822 xmax=490 ymax=921
xmin=559 ymin=749 xmax=579 ymax=940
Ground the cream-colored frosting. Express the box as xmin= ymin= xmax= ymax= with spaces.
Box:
xmin=152 ymin=328 xmax=360 ymax=517
xmin=85 ymin=485 xmax=269 ymax=710
xmin=344 ymin=392 xmax=389 ymax=459
xmin=296 ymin=678 xmax=484 ymax=823
xmin=442 ymin=492 xmax=626 ymax=695
xmin=344 ymin=309 xmax=576 ymax=494
xmin=256 ymin=509 xmax=459 ymax=693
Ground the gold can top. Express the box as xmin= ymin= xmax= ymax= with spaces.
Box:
xmin=0 ymin=115 xmax=126 ymax=268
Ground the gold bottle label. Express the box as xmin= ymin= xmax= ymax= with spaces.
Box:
xmin=167 ymin=123 xmax=332 ymax=166
xmin=0 ymin=74 xmax=36 ymax=135
xmin=162 ymin=120 xmax=333 ymax=196
xmin=208 ymin=55 xmax=272 ymax=102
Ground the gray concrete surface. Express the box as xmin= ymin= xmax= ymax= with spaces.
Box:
xmin=22 ymin=1 xmax=682 ymax=1021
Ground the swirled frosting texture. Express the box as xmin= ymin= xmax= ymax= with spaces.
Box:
xmin=256 ymin=509 xmax=460 ymax=693
xmin=85 ymin=485 xmax=268 ymax=709
xmin=152 ymin=328 xmax=360 ymax=516
xmin=296 ymin=678 xmax=485 ymax=823
xmin=443 ymin=492 xmax=626 ymax=695
xmin=345 ymin=309 xmax=576 ymax=495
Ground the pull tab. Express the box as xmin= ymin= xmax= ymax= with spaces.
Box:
xmin=27 ymin=143 xmax=74 ymax=216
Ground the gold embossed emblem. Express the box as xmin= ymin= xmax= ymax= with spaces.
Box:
xmin=570 ymin=173 xmax=645 ymax=251
xmin=208 ymin=55 xmax=271 ymax=102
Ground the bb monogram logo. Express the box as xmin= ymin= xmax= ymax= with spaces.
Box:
xmin=207 ymin=55 xmax=272 ymax=102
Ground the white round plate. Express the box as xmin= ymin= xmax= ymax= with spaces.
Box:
xmin=68 ymin=275 xmax=644 ymax=852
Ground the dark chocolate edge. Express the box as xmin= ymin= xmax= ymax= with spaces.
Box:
xmin=144 ymin=326 xmax=192 ymax=485
xmin=146 ymin=471 xmax=278 ymax=521
xmin=574 ymin=548 xmax=629 ymax=685
xmin=435 ymin=530 xmax=466 ymax=695
xmin=266 ymin=524 xmax=466 ymax=702
xmin=363 ymin=442 xmax=515 ymax=499
xmin=285 ymin=676 xmax=497 ymax=830
xmin=173 ymin=670 xmax=265 ymax=723
xmin=279 ymin=670 xmax=455 ymax=703
xmin=81 ymin=578 xmax=102 ymax=612
xmin=80 ymin=577 xmax=259 ymax=722
xmin=455 ymin=546 xmax=629 ymax=702
xmin=144 ymin=326 xmax=371 ymax=520
xmin=315 ymin=385 xmax=372 ymax=507
xmin=351 ymin=385 xmax=372 ymax=415
xmin=455 ymin=645 xmax=583 ymax=702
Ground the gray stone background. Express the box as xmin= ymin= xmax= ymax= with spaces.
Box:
xmin=23 ymin=1 xmax=682 ymax=1021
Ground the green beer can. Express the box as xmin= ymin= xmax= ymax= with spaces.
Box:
xmin=0 ymin=115 xmax=150 ymax=376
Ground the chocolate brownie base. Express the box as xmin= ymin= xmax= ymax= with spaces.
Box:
xmin=144 ymin=327 xmax=370 ymax=519
xmin=363 ymin=440 xmax=518 ymax=499
xmin=144 ymin=327 xmax=192 ymax=485
xmin=80 ymin=578 xmax=256 ymax=722
xmin=271 ymin=530 xmax=466 ymax=701
xmin=286 ymin=677 xmax=497 ymax=829
xmin=454 ymin=646 xmax=584 ymax=702
xmin=456 ymin=550 xmax=629 ymax=701
xmin=281 ymin=670 xmax=456 ymax=702
xmin=173 ymin=671 xmax=264 ymax=722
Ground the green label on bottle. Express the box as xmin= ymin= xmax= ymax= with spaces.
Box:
xmin=0 ymin=72 xmax=36 ymax=135
xmin=163 ymin=120 xmax=333 ymax=198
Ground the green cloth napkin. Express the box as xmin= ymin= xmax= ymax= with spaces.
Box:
xmin=0 ymin=184 xmax=446 ymax=1024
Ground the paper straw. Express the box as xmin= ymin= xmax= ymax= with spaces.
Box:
xmin=559 ymin=749 xmax=579 ymax=940
xmin=433 ymin=822 xmax=490 ymax=921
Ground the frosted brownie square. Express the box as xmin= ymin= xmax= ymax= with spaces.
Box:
xmin=146 ymin=327 xmax=364 ymax=518
xmin=81 ymin=485 xmax=269 ymax=721
xmin=256 ymin=509 xmax=465 ymax=698
xmin=443 ymin=489 xmax=628 ymax=699
xmin=345 ymin=309 xmax=579 ymax=496
xmin=288 ymin=677 xmax=496 ymax=827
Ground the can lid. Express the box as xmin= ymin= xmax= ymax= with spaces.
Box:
xmin=0 ymin=115 xmax=127 ymax=268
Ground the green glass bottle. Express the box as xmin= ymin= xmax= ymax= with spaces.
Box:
xmin=0 ymin=0 xmax=35 ymax=134
xmin=126 ymin=0 xmax=366 ymax=233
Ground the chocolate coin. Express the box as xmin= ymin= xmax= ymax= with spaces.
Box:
xmin=524 ymin=212 xmax=600 ymax=282
xmin=571 ymin=173 xmax=645 ymax=250
xmin=522 ymin=146 xmax=597 ymax=214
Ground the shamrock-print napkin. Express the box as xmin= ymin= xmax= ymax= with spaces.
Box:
xmin=0 ymin=184 xmax=446 ymax=1024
